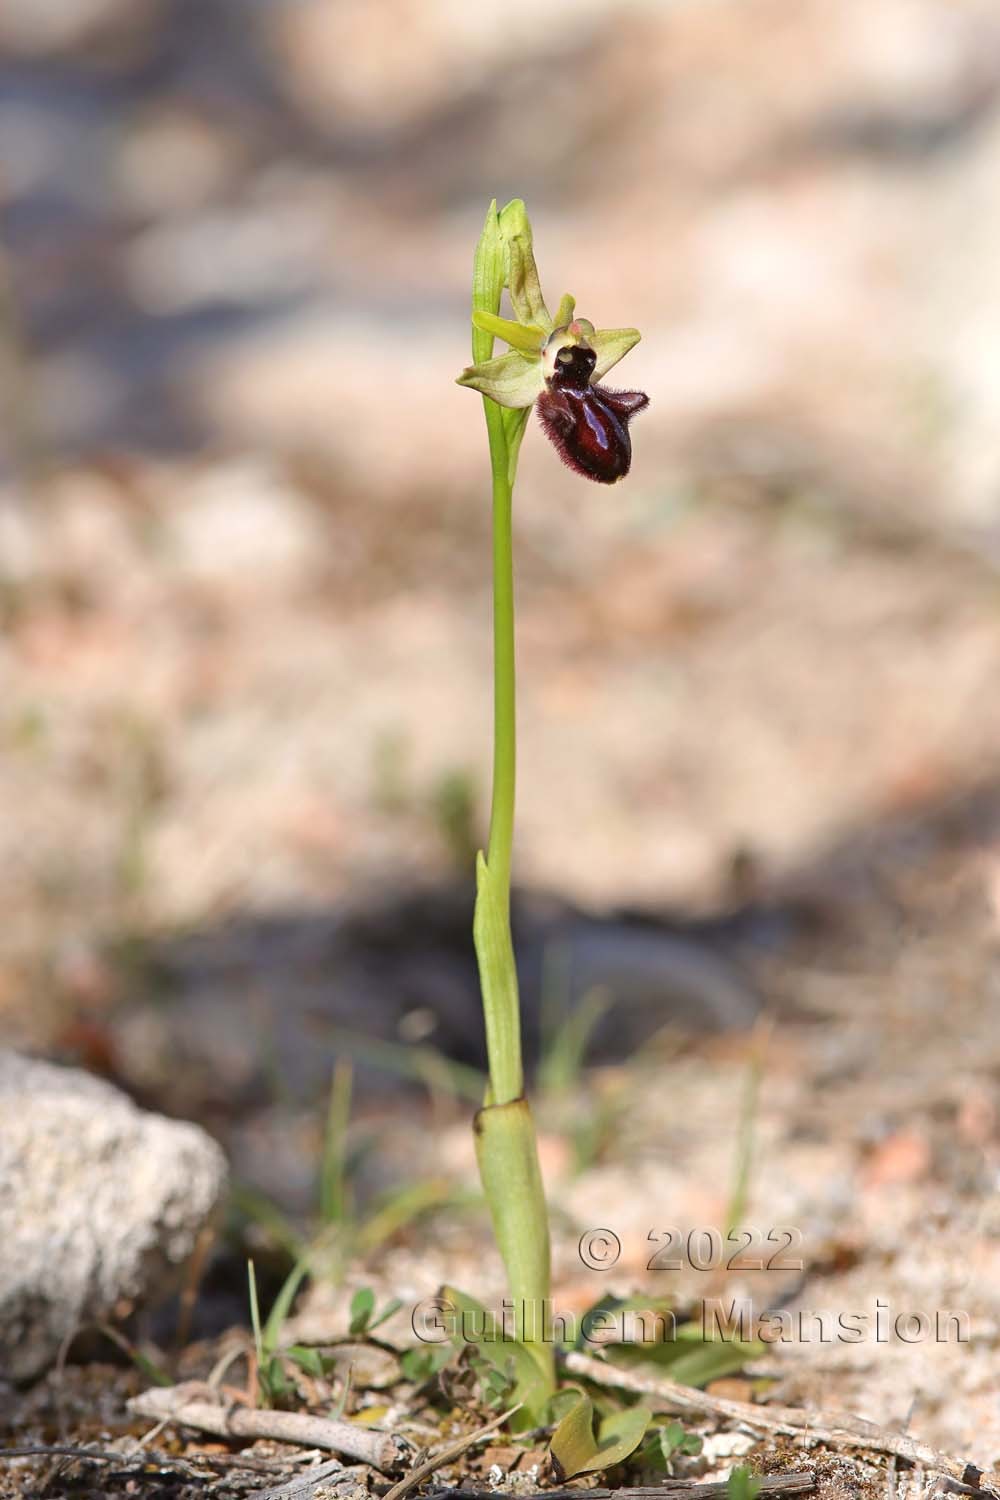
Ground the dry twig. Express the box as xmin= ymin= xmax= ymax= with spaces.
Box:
xmin=255 ymin=1457 xmax=362 ymax=1500
xmin=0 ymin=1447 xmax=123 ymax=1465
xmin=128 ymin=1380 xmax=412 ymax=1473
xmin=433 ymin=1477 xmax=816 ymax=1500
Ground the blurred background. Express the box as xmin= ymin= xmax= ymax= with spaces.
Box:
xmin=3 ymin=0 xmax=1000 ymax=1448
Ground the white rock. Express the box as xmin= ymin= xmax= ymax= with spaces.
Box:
xmin=0 ymin=1051 xmax=227 ymax=1381
xmin=697 ymin=1430 xmax=758 ymax=1479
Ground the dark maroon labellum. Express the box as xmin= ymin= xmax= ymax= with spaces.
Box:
xmin=536 ymin=343 xmax=649 ymax=484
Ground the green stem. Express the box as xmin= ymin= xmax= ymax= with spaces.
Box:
xmin=470 ymin=203 xmax=525 ymax=1109
xmin=468 ymin=201 xmax=554 ymax=1405
xmin=475 ymin=397 xmax=523 ymax=1107
xmin=486 ymin=415 xmax=516 ymax=903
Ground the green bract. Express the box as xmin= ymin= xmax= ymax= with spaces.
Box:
xmin=457 ymin=200 xmax=642 ymax=412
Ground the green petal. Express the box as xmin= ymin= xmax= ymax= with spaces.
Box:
xmin=554 ymin=293 xmax=576 ymax=329
xmin=471 ymin=310 xmax=547 ymax=355
xmin=456 ymin=351 xmax=545 ymax=409
xmin=591 ymin=327 xmax=641 ymax=380
xmin=498 ymin=200 xmax=552 ymax=333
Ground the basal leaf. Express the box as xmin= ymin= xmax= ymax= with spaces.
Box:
xmin=549 ymin=1393 xmax=652 ymax=1480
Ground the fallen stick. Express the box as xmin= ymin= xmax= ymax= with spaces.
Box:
xmin=0 ymin=1447 xmax=124 ymax=1466
xmin=0 ymin=1444 xmax=249 ymax=1484
xmin=127 ymin=1381 xmax=411 ymax=1473
xmin=255 ymin=1457 xmax=359 ymax=1500
xmin=564 ymin=1353 xmax=999 ymax=1496
xmin=434 ymin=1476 xmax=816 ymax=1500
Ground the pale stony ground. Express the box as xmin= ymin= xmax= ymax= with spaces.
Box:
xmin=1 ymin=0 xmax=1000 ymax=1487
xmin=310 ymin=839 xmax=1000 ymax=1466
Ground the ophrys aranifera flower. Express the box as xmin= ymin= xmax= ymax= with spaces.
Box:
xmin=457 ymin=202 xmax=648 ymax=483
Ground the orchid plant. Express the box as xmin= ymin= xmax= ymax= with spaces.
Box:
xmin=454 ymin=200 xmax=648 ymax=1414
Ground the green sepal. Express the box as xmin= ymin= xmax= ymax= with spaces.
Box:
xmin=591 ymin=327 xmax=642 ymax=380
xmin=472 ymin=309 xmax=547 ymax=355
xmin=471 ymin=201 xmax=506 ymax=366
xmin=456 ymin=351 xmax=545 ymax=410
xmin=498 ymin=199 xmax=552 ymax=332
xmin=549 ymin=1392 xmax=652 ymax=1480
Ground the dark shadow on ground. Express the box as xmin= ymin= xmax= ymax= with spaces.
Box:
xmin=76 ymin=770 xmax=1000 ymax=1138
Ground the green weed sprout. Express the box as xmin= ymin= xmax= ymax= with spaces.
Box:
xmin=457 ymin=200 xmax=647 ymax=1406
